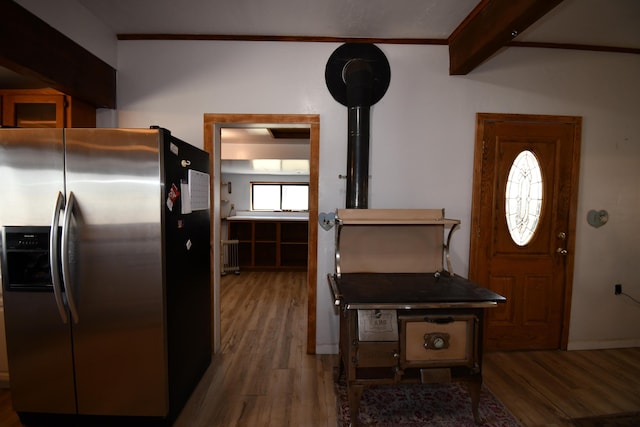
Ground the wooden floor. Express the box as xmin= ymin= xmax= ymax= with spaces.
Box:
xmin=483 ymin=347 xmax=640 ymax=426
xmin=172 ymin=271 xmax=337 ymax=427
xmin=1 ymin=270 xmax=639 ymax=426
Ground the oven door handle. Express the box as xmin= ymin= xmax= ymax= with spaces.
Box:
xmin=424 ymin=316 xmax=455 ymax=324
xmin=50 ymin=191 xmax=69 ymax=324
xmin=61 ymin=191 xmax=80 ymax=324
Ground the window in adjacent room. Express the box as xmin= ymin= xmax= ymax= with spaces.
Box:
xmin=251 ymin=182 xmax=309 ymax=211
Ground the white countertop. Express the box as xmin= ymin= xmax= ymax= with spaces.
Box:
xmin=225 ymin=212 xmax=309 ymax=221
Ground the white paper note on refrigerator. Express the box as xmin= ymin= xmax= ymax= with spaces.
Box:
xmin=188 ymin=169 xmax=210 ymax=211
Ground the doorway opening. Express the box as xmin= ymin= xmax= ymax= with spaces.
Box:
xmin=204 ymin=113 xmax=320 ymax=354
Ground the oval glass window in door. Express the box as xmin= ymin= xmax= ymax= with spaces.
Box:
xmin=505 ymin=150 xmax=543 ymax=246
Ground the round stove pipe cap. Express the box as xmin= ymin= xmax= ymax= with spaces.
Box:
xmin=325 ymin=43 xmax=391 ymax=107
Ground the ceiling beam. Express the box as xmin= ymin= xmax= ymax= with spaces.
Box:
xmin=116 ymin=33 xmax=640 ymax=56
xmin=448 ymin=0 xmax=565 ymax=75
xmin=0 ymin=0 xmax=116 ymax=108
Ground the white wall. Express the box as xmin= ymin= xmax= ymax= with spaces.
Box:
xmin=113 ymin=41 xmax=640 ymax=352
xmin=16 ymin=2 xmax=640 ymax=351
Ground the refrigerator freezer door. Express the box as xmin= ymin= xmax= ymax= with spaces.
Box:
xmin=2 ymin=291 xmax=76 ymax=414
xmin=0 ymin=129 xmax=65 ymax=226
xmin=0 ymin=129 xmax=76 ymax=413
xmin=64 ymin=129 xmax=168 ymax=416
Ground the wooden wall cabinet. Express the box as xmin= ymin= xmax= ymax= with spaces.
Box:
xmin=1 ymin=88 xmax=96 ymax=128
xmin=228 ymin=219 xmax=308 ymax=270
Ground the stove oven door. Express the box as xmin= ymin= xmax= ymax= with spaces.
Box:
xmin=399 ymin=314 xmax=478 ymax=372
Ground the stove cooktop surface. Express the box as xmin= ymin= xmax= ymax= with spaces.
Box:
xmin=333 ymin=272 xmax=506 ymax=306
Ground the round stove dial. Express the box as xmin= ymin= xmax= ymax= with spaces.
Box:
xmin=433 ymin=336 xmax=446 ymax=349
xmin=424 ymin=333 xmax=450 ymax=350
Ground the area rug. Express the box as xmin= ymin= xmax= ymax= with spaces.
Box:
xmin=335 ymin=378 xmax=522 ymax=426
xmin=571 ymin=412 xmax=640 ymax=427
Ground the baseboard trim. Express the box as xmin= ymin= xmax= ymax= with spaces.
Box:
xmin=567 ymin=338 xmax=640 ymax=350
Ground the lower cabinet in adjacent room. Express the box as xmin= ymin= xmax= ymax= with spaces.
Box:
xmin=228 ymin=219 xmax=308 ymax=270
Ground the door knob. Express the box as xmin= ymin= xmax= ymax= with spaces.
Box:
xmin=557 ymin=232 xmax=566 ymax=240
xmin=556 ymin=248 xmax=568 ymax=255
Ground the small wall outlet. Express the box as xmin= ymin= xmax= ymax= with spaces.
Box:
xmin=615 ymin=284 xmax=622 ymax=295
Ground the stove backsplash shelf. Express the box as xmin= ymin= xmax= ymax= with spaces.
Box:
xmin=334 ymin=208 xmax=460 ymax=278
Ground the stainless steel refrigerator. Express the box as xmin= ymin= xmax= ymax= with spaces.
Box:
xmin=0 ymin=127 xmax=211 ymax=424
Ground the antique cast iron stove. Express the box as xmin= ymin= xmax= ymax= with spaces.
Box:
xmin=325 ymin=44 xmax=506 ymax=426
xmin=328 ymin=209 xmax=505 ymax=425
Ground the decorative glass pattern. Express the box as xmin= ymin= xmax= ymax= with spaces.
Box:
xmin=505 ymin=150 xmax=543 ymax=246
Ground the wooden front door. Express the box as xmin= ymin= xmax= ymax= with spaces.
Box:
xmin=469 ymin=113 xmax=582 ymax=351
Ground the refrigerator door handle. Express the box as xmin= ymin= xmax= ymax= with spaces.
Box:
xmin=61 ymin=191 xmax=80 ymax=324
xmin=50 ymin=191 xmax=69 ymax=324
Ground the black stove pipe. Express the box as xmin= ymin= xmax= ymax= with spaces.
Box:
xmin=344 ymin=59 xmax=373 ymax=209
xmin=325 ymin=43 xmax=391 ymax=209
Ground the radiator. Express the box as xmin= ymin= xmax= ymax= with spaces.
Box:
xmin=221 ymin=239 xmax=240 ymax=275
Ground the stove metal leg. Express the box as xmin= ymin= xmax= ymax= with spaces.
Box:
xmin=347 ymin=383 xmax=364 ymax=427
xmin=466 ymin=377 xmax=483 ymax=424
